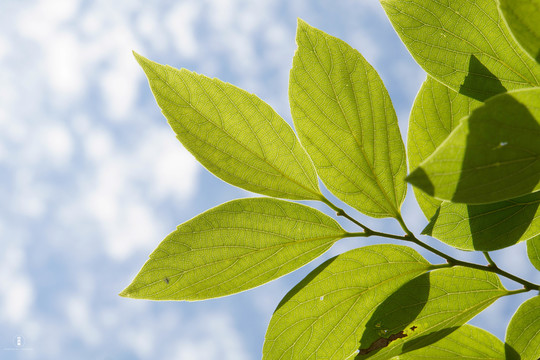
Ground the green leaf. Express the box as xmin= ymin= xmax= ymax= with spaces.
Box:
xmin=357 ymin=267 xmax=507 ymax=359
xmin=381 ymin=0 xmax=540 ymax=101
xmin=263 ymin=245 xmax=507 ymax=360
xmin=134 ymin=52 xmax=323 ymax=201
xmin=289 ymin=19 xmax=407 ymax=218
xmin=499 ymin=0 xmax=540 ymax=63
xmin=505 ymin=295 xmax=540 ymax=360
xmin=527 ymin=236 xmax=540 ymax=271
xmin=263 ymin=245 xmax=431 ymax=360
xmin=408 ymin=77 xmax=482 ymax=220
xmin=423 ymin=191 xmax=540 ymax=251
xmin=120 ymin=198 xmax=347 ymax=300
xmin=407 ymin=88 xmax=540 ymax=204
xmin=388 ymin=325 xmax=505 ymax=360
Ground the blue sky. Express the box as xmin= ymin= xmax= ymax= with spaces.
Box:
xmin=1 ymin=0 xmax=538 ymax=359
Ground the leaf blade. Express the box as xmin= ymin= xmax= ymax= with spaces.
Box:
xmin=389 ymin=325 xmax=505 ymax=360
xmin=505 ymin=295 xmax=540 ymax=360
xmin=358 ymin=267 xmax=507 ymax=359
xmin=134 ymin=52 xmax=322 ymax=200
xmin=380 ymin=0 xmax=540 ymax=100
xmin=289 ymin=20 xmax=407 ymax=218
xmin=527 ymin=236 xmax=540 ymax=271
xmin=120 ymin=198 xmax=346 ymax=300
xmin=423 ymin=192 xmax=540 ymax=251
xmin=262 ymin=245 xmax=431 ymax=360
xmin=407 ymin=77 xmax=482 ymax=220
xmin=407 ymin=88 xmax=540 ymax=204
xmin=499 ymin=0 xmax=540 ymax=63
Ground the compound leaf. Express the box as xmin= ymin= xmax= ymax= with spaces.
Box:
xmin=134 ymin=52 xmax=323 ymax=201
xmin=527 ymin=236 xmax=540 ymax=271
xmin=407 ymin=88 xmax=540 ymax=204
xmin=423 ymin=191 xmax=540 ymax=251
xmin=388 ymin=325 xmax=505 ymax=360
xmin=499 ymin=0 xmax=540 ymax=64
xmin=408 ymin=77 xmax=481 ymax=220
xmin=290 ymin=19 xmax=407 ymax=218
xmin=505 ymin=295 xmax=540 ymax=360
xmin=358 ymin=267 xmax=507 ymax=359
xmin=263 ymin=245 xmax=430 ymax=360
xmin=381 ymin=0 xmax=540 ymax=101
xmin=120 ymin=198 xmax=347 ymax=300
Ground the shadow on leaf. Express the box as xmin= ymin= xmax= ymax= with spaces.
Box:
xmin=459 ymin=54 xmax=507 ymax=102
xmin=355 ymin=273 xmax=430 ymax=358
xmin=453 ymin=94 xmax=540 ymax=203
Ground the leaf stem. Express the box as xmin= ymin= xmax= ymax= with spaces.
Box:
xmin=320 ymin=196 xmax=372 ymax=233
xmin=332 ymin=203 xmax=540 ymax=292
xmin=483 ymin=252 xmax=498 ymax=268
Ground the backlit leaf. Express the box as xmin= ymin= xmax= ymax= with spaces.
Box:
xmin=506 ymin=295 xmax=540 ymax=360
xmin=407 ymin=77 xmax=481 ymax=220
xmin=527 ymin=236 xmax=540 ymax=271
xmin=263 ymin=245 xmax=431 ymax=360
xmin=289 ymin=20 xmax=407 ymax=218
xmin=389 ymin=325 xmax=505 ymax=360
xmin=134 ymin=52 xmax=323 ymax=201
xmin=423 ymin=191 xmax=540 ymax=251
xmin=499 ymin=0 xmax=540 ymax=63
xmin=381 ymin=0 xmax=540 ymax=101
xmin=407 ymin=88 xmax=540 ymax=204
xmin=263 ymin=245 xmax=507 ymax=360
xmin=120 ymin=198 xmax=347 ymax=300
xmin=358 ymin=267 xmax=507 ymax=359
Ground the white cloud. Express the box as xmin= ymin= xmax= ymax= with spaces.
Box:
xmin=170 ymin=312 xmax=249 ymax=360
xmin=165 ymin=2 xmax=201 ymax=59
xmin=0 ymin=246 xmax=34 ymax=324
xmin=65 ymin=296 xmax=101 ymax=346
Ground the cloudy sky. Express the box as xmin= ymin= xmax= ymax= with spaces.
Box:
xmin=1 ymin=0 xmax=538 ymax=359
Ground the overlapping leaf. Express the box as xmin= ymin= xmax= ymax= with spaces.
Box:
xmin=289 ymin=20 xmax=407 ymax=218
xmin=388 ymin=325 xmax=505 ymax=360
xmin=408 ymin=77 xmax=481 ymax=219
xmin=358 ymin=267 xmax=507 ymax=359
xmin=499 ymin=0 xmax=540 ymax=63
xmin=527 ymin=236 xmax=540 ymax=271
xmin=263 ymin=245 xmax=507 ymax=360
xmin=423 ymin=191 xmax=540 ymax=251
xmin=381 ymin=0 xmax=540 ymax=101
xmin=407 ymin=88 xmax=540 ymax=204
xmin=134 ymin=52 xmax=323 ymax=201
xmin=506 ymin=296 xmax=540 ymax=360
xmin=120 ymin=198 xmax=347 ymax=300
xmin=263 ymin=245 xmax=430 ymax=360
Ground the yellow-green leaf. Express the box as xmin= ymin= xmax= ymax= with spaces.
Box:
xmin=358 ymin=267 xmax=507 ymax=359
xmin=263 ymin=245 xmax=431 ymax=360
xmin=527 ymin=236 xmax=540 ymax=271
xmin=120 ymin=198 xmax=347 ymax=300
xmin=423 ymin=192 xmax=540 ymax=251
xmin=407 ymin=88 xmax=540 ymax=204
xmin=134 ymin=52 xmax=323 ymax=201
xmin=389 ymin=325 xmax=505 ymax=359
xmin=506 ymin=296 xmax=540 ymax=360
xmin=381 ymin=0 xmax=540 ymax=101
xmin=289 ymin=20 xmax=407 ymax=218
xmin=499 ymin=0 xmax=540 ymax=63
xmin=408 ymin=77 xmax=481 ymax=220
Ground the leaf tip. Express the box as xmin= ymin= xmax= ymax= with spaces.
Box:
xmin=118 ymin=288 xmax=131 ymax=298
xmin=405 ymin=167 xmax=435 ymax=197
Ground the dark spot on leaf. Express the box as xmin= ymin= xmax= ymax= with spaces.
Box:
xmin=410 ymin=326 xmax=417 ymax=331
xmin=164 ymin=277 xmax=170 ymax=284
xmin=356 ymin=330 xmax=407 ymax=356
